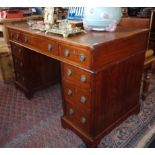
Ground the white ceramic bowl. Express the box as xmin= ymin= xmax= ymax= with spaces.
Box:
xmin=83 ymin=7 xmax=122 ymax=31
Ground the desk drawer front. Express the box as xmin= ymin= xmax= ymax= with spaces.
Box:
xmin=15 ymin=71 xmax=27 ymax=86
xmin=21 ymin=33 xmax=59 ymax=56
xmin=11 ymin=43 xmax=24 ymax=59
xmin=65 ymin=102 xmax=91 ymax=133
xmin=62 ymin=64 xmax=91 ymax=89
xmin=9 ymin=29 xmax=21 ymax=42
xmin=13 ymin=57 xmax=27 ymax=72
xmin=63 ymin=82 xmax=91 ymax=110
xmin=60 ymin=44 xmax=91 ymax=68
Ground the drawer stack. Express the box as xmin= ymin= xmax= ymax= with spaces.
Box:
xmin=59 ymin=43 xmax=93 ymax=136
xmin=11 ymin=43 xmax=30 ymax=91
xmin=62 ymin=63 xmax=93 ymax=135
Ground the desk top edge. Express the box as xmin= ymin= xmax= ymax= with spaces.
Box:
xmin=6 ymin=22 xmax=149 ymax=49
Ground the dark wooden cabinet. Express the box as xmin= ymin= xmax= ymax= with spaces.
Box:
xmin=7 ymin=23 xmax=148 ymax=147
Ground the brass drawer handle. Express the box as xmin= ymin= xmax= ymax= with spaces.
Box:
xmin=24 ymin=37 xmax=28 ymax=43
xmin=13 ymin=46 xmax=16 ymax=51
xmin=67 ymin=69 xmax=72 ymax=76
xmin=14 ymin=59 xmax=18 ymax=64
xmin=20 ymin=62 xmax=23 ymax=67
xmin=16 ymin=73 xmax=19 ymax=78
xmin=10 ymin=32 xmax=13 ymax=38
xmin=48 ymin=44 xmax=52 ymax=51
xmin=64 ymin=49 xmax=70 ymax=57
xmin=81 ymin=117 xmax=87 ymax=124
xmin=22 ymin=77 xmax=25 ymax=82
xmin=18 ymin=49 xmax=22 ymax=53
xmin=80 ymin=96 xmax=87 ymax=104
xmin=67 ymin=89 xmax=72 ymax=96
xmin=80 ymin=75 xmax=86 ymax=83
xmin=16 ymin=34 xmax=19 ymax=40
xmin=79 ymin=53 xmax=86 ymax=62
xmin=69 ymin=108 xmax=74 ymax=115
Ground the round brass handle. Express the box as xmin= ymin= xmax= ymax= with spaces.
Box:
xmin=67 ymin=69 xmax=72 ymax=76
xmin=64 ymin=49 xmax=70 ymax=57
xmin=81 ymin=117 xmax=87 ymax=124
xmin=16 ymin=34 xmax=19 ymax=40
xmin=24 ymin=37 xmax=28 ymax=43
xmin=80 ymin=75 xmax=86 ymax=83
xmin=10 ymin=32 xmax=13 ymax=38
xmin=67 ymin=89 xmax=72 ymax=96
xmin=48 ymin=44 xmax=52 ymax=51
xmin=79 ymin=53 xmax=86 ymax=62
xmin=69 ymin=108 xmax=74 ymax=115
xmin=16 ymin=73 xmax=19 ymax=78
xmin=22 ymin=77 xmax=25 ymax=82
xmin=80 ymin=96 xmax=87 ymax=104
xmin=13 ymin=46 xmax=16 ymax=51
xmin=14 ymin=59 xmax=18 ymax=64
xmin=18 ymin=49 xmax=22 ymax=53
xmin=20 ymin=62 xmax=23 ymax=67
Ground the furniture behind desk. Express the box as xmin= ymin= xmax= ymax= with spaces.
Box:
xmin=7 ymin=23 xmax=149 ymax=147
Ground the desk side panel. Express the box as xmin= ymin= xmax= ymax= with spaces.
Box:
xmin=92 ymin=32 xmax=148 ymax=137
xmin=92 ymin=31 xmax=149 ymax=72
xmin=93 ymin=51 xmax=145 ymax=137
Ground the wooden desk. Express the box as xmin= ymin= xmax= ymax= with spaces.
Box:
xmin=7 ymin=23 xmax=148 ymax=147
xmin=0 ymin=15 xmax=43 ymax=45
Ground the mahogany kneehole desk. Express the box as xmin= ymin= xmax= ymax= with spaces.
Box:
xmin=7 ymin=23 xmax=149 ymax=147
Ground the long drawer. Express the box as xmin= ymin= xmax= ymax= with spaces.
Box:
xmin=21 ymin=32 xmax=59 ymax=57
xmin=9 ymin=29 xmax=59 ymax=57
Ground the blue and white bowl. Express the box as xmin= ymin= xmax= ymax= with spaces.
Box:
xmin=83 ymin=7 xmax=122 ymax=31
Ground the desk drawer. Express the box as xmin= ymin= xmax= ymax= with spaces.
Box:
xmin=65 ymin=102 xmax=91 ymax=134
xmin=60 ymin=44 xmax=91 ymax=68
xmin=21 ymin=32 xmax=59 ymax=57
xmin=8 ymin=29 xmax=21 ymax=43
xmin=63 ymin=82 xmax=91 ymax=110
xmin=11 ymin=43 xmax=24 ymax=59
xmin=15 ymin=71 xmax=27 ymax=87
xmin=13 ymin=57 xmax=26 ymax=72
xmin=62 ymin=63 xmax=91 ymax=89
